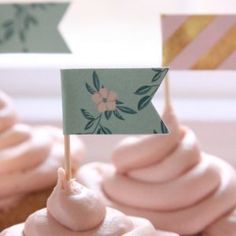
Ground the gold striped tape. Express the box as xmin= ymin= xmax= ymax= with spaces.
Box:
xmin=192 ymin=25 xmax=236 ymax=69
xmin=163 ymin=15 xmax=216 ymax=66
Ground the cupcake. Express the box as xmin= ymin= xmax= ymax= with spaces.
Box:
xmin=1 ymin=168 xmax=178 ymax=236
xmin=0 ymin=91 xmax=84 ymax=229
xmin=78 ymin=106 xmax=236 ymax=236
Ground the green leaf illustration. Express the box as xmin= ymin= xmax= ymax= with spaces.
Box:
xmin=97 ymin=126 xmax=112 ymax=134
xmin=134 ymin=85 xmax=152 ymax=95
xmin=97 ymin=128 xmax=102 ymax=134
xmin=13 ymin=4 xmax=23 ymax=13
xmin=101 ymin=126 xmax=112 ymax=134
xmin=2 ymin=20 xmax=14 ymax=28
xmin=152 ymin=68 xmax=168 ymax=82
xmin=113 ymin=110 xmax=124 ymax=120
xmin=138 ymin=96 xmax=152 ymax=110
xmin=24 ymin=15 xmax=38 ymax=29
xmin=85 ymin=83 xmax=96 ymax=94
xmin=117 ymin=106 xmax=137 ymax=114
xmin=19 ymin=30 xmax=26 ymax=42
xmin=3 ymin=27 xmax=14 ymax=40
xmin=116 ymin=100 xmax=124 ymax=105
xmin=161 ymin=120 xmax=168 ymax=133
xmin=81 ymin=109 xmax=95 ymax=120
xmin=29 ymin=16 xmax=38 ymax=25
xmin=85 ymin=120 xmax=95 ymax=130
xmin=93 ymin=71 xmax=100 ymax=91
xmin=105 ymin=111 xmax=112 ymax=120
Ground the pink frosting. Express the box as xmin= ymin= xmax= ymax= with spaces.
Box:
xmin=78 ymin=106 xmax=236 ymax=236
xmin=47 ymin=168 xmax=106 ymax=232
xmin=1 ymin=168 xmax=160 ymax=236
xmin=0 ymin=91 xmax=84 ymax=211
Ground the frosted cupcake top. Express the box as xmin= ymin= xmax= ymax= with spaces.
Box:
xmin=102 ymin=106 xmax=236 ymax=235
xmin=0 ymin=91 xmax=84 ymax=211
xmin=1 ymin=168 xmax=158 ymax=236
xmin=78 ymin=106 xmax=236 ymax=236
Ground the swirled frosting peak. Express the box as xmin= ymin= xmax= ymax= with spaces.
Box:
xmin=47 ymin=168 xmax=106 ymax=231
xmin=1 ymin=168 xmax=161 ymax=236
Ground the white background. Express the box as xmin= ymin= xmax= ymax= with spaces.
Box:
xmin=0 ymin=0 xmax=235 ymax=166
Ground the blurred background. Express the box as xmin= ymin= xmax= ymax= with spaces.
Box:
xmin=0 ymin=0 xmax=235 ymax=166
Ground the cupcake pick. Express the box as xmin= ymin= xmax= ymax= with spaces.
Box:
xmin=164 ymin=74 xmax=172 ymax=111
xmin=60 ymin=68 xmax=170 ymax=179
xmin=64 ymin=135 xmax=72 ymax=180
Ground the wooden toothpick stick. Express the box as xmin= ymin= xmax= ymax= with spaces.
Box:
xmin=164 ymin=74 xmax=172 ymax=109
xmin=64 ymin=135 xmax=72 ymax=180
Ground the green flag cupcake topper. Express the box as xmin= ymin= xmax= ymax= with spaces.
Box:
xmin=61 ymin=68 xmax=169 ymax=135
xmin=60 ymin=68 xmax=168 ymax=180
xmin=0 ymin=2 xmax=70 ymax=53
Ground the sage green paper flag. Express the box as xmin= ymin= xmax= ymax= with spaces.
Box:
xmin=0 ymin=3 xmax=70 ymax=53
xmin=61 ymin=68 xmax=168 ymax=135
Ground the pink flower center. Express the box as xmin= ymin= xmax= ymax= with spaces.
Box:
xmin=102 ymin=98 xmax=108 ymax=103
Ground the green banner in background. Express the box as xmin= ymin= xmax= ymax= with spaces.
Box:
xmin=61 ymin=68 xmax=168 ymax=135
xmin=0 ymin=3 xmax=70 ymax=53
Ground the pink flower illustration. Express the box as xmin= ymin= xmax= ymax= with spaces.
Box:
xmin=92 ymin=88 xmax=118 ymax=112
